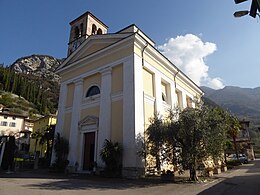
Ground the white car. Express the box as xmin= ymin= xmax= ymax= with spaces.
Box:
xmin=227 ymin=153 xmax=248 ymax=164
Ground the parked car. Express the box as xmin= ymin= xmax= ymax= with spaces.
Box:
xmin=227 ymin=153 xmax=248 ymax=164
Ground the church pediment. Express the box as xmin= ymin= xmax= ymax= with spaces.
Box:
xmin=78 ymin=115 xmax=99 ymax=126
xmin=69 ymin=39 xmax=113 ymax=64
xmin=57 ymin=33 xmax=132 ymax=73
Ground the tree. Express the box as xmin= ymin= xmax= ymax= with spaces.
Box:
xmin=45 ymin=125 xmax=55 ymax=160
xmin=31 ymin=131 xmax=43 ymax=156
xmin=39 ymin=125 xmax=55 ymax=165
xmin=100 ymin=139 xmax=122 ymax=175
xmin=145 ymin=113 xmax=165 ymax=172
xmin=1 ymin=136 xmax=15 ymax=170
xmin=226 ymin=113 xmax=241 ymax=161
xmin=52 ymin=133 xmax=69 ymax=171
xmin=167 ymin=106 xmax=227 ymax=181
xmin=204 ymin=107 xmax=227 ymax=160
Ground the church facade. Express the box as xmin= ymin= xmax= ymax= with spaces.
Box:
xmin=53 ymin=12 xmax=203 ymax=177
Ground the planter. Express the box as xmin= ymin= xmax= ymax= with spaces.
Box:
xmin=221 ymin=166 xmax=227 ymax=172
xmin=213 ymin=167 xmax=221 ymax=174
xmin=161 ymin=173 xmax=175 ymax=182
xmin=205 ymin=169 xmax=214 ymax=177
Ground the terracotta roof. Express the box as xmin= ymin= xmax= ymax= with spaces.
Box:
xmin=0 ymin=111 xmax=27 ymax=118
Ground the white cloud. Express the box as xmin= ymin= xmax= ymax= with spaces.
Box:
xmin=158 ymin=34 xmax=224 ymax=89
xmin=207 ymin=77 xmax=225 ymax=90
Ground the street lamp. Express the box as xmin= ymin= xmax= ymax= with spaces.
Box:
xmin=234 ymin=0 xmax=248 ymax=3
xmin=233 ymin=0 xmax=260 ymax=18
xmin=234 ymin=10 xmax=249 ymax=17
xmin=249 ymin=0 xmax=260 ymax=17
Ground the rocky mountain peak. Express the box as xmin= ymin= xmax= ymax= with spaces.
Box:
xmin=10 ymin=54 xmax=63 ymax=82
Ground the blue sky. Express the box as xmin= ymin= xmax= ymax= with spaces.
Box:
xmin=0 ymin=0 xmax=259 ymax=88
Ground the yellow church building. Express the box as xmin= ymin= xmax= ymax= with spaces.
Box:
xmin=53 ymin=12 xmax=203 ymax=177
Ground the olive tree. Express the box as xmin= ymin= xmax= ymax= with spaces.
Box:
xmin=145 ymin=113 xmax=165 ymax=172
xmin=166 ymin=106 xmax=227 ymax=181
xmin=226 ymin=113 xmax=241 ymax=161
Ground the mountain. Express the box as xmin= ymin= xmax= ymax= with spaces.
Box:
xmin=0 ymin=54 xmax=62 ymax=116
xmin=0 ymin=91 xmax=40 ymax=119
xmin=201 ymin=86 xmax=260 ymax=124
xmin=10 ymin=54 xmax=62 ymax=82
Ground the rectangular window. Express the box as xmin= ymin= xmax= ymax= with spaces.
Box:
xmin=12 ymin=117 xmax=16 ymax=120
xmin=9 ymin=122 xmax=16 ymax=127
xmin=4 ymin=116 xmax=7 ymax=119
xmin=161 ymin=81 xmax=170 ymax=104
xmin=143 ymin=68 xmax=154 ymax=97
xmin=186 ymin=96 xmax=193 ymax=108
xmin=176 ymin=90 xmax=183 ymax=109
xmin=0 ymin=121 xmax=8 ymax=126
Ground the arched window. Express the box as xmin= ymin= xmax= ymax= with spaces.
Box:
xmin=97 ymin=28 xmax=102 ymax=35
xmin=86 ymin=86 xmax=100 ymax=97
xmin=92 ymin=24 xmax=97 ymax=35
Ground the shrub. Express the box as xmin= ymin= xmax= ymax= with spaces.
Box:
xmin=51 ymin=133 xmax=69 ymax=172
xmin=226 ymin=160 xmax=241 ymax=169
xmin=100 ymin=139 xmax=122 ymax=176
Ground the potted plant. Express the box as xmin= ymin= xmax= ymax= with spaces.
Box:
xmin=213 ymin=165 xmax=221 ymax=174
xmin=161 ymin=170 xmax=175 ymax=182
xmin=221 ymin=163 xmax=227 ymax=172
xmin=50 ymin=133 xmax=69 ymax=173
xmin=100 ymin=139 xmax=123 ymax=177
xmin=205 ymin=167 xmax=214 ymax=177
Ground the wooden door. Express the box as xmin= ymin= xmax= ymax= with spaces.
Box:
xmin=83 ymin=132 xmax=95 ymax=170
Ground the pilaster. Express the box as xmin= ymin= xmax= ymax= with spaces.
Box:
xmin=154 ymin=73 xmax=162 ymax=114
xmin=169 ymin=81 xmax=176 ymax=109
xmin=51 ymin=83 xmax=67 ymax=164
xmin=122 ymin=54 xmax=144 ymax=178
xmin=182 ymin=91 xmax=187 ymax=109
xmin=97 ymin=67 xmax=112 ymax=166
xmin=68 ymin=78 xmax=83 ymax=166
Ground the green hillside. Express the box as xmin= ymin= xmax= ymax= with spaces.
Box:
xmin=201 ymin=86 xmax=260 ymax=125
xmin=0 ymin=66 xmax=59 ymax=116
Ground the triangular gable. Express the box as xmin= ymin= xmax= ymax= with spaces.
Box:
xmin=78 ymin=115 xmax=99 ymax=130
xmin=69 ymin=39 xmax=114 ymax=64
xmin=57 ymin=33 xmax=133 ymax=73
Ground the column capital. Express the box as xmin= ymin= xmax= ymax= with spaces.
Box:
xmin=99 ymin=67 xmax=112 ymax=76
xmin=73 ymin=78 xmax=83 ymax=86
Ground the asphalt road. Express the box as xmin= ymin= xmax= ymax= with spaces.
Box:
xmin=0 ymin=160 xmax=260 ymax=195
xmin=199 ymin=159 xmax=260 ymax=195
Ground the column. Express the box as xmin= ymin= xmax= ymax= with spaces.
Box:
xmin=55 ymin=83 xmax=68 ymax=134
xmin=123 ymin=59 xmax=135 ymax=168
xmin=182 ymin=91 xmax=187 ymax=109
xmin=154 ymin=73 xmax=162 ymax=114
xmin=169 ymin=81 xmax=176 ymax=109
xmin=122 ymin=54 xmax=144 ymax=177
xmin=68 ymin=78 xmax=83 ymax=166
xmin=97 ymin=67 xmax=112 ymax=166
xmin=134 ymin=55 xmax=144 ymax=168
xmin=51 ymin=82 xmax=67 ymax=164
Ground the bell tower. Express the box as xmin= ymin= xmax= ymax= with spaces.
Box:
xmin=67 ymin=12 xmax=108 ymax=56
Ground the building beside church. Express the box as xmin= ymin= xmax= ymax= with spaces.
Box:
xmin=29 ymin=114 xmax=56 ymax=157
xmin=237 ymin=120 xmax=255 ymax=160
xmin=53 ymin=12 xmax=203 ymax=177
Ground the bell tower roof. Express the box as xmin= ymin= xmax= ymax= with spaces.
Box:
xmin=69 ymin=11 xmax=108 ymax=29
